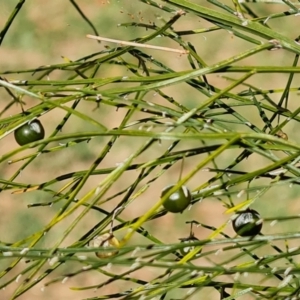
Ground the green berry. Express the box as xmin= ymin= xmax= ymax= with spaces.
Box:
xmin=161 ymin=184 xmax=192 ymax=213
xmin=14 ymin=120 xmax=45 ymax=146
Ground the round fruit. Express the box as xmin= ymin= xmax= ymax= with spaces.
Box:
xmin=14 ymin=119 xmax=45 ymax=146
xmin=179 ymin=234 xmax=201 ymax=257
xmin=232 ymin=209 xmax=262 ymax=237
xmin=90 ymin=233 xmax=120 ymax=258
xmin=161 ymin=184 xmax=192 ymax=213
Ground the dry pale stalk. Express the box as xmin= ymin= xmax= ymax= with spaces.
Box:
xmin=86 ymin=34 xmax=189 ymax=54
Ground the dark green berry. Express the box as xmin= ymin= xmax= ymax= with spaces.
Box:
xmin=179 ymin=234 xmax=201 ymax=257
xmin=14 ymin=119 xmax=45 ymax=146
xmin=232 ymin=209 xmax=262 ymax=237
xmin=161 ymin=184 xmax=192 ymax=213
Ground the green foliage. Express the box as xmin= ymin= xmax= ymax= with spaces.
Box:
xmin=1 ymin=0 xmax=300 ymax=299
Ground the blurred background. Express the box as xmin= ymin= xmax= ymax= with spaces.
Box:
xmin=0 ymin=1 xmax=299 ymax=299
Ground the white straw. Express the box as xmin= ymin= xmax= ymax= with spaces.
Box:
xmin=86 ymin=34 xmax=189 ymax=54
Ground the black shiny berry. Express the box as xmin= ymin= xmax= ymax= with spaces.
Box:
xmin=14 ymin=120 xmax=45 ymax=146
xmin=232 ymin=209 xmax=262 ymax=237
xmin=161 ymin=184 xmax=192 ymax=213
xmin=179 ymin=234 xmax=201 ymax=257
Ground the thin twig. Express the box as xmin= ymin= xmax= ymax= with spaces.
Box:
xmin=86 ymin=34 xmax=189 ymax=54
